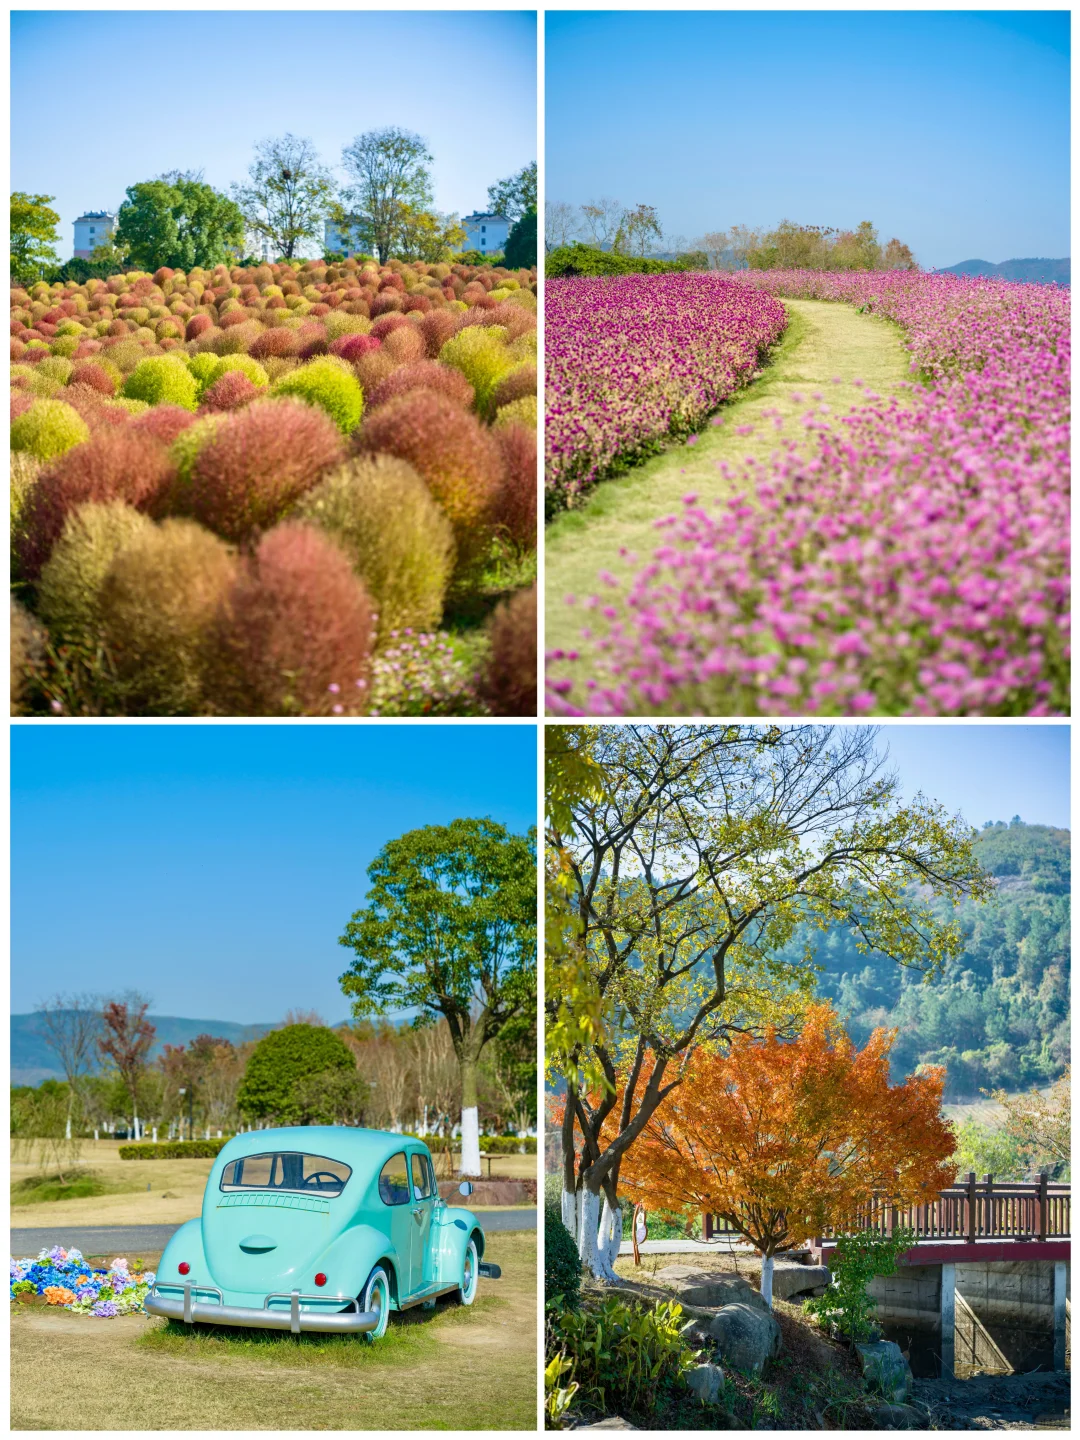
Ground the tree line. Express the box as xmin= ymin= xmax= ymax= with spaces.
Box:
xmin=11 ymin=137 xmax=536 ymax=283
xmin=546 ymin=197 xmax=917 ymax=271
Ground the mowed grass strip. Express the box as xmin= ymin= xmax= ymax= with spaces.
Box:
xmin=11 ymin=1230 xmax=536 ymax=1431
xmin=544 ymin=297 xmax=912 ymax=669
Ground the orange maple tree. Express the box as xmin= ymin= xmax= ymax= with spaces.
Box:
xmin=617 ymin=1004 xmax=958 ymax=1305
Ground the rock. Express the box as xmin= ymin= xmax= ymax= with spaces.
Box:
xmin=686 ymin=1362 xmax=726 ymax=1405
xmin=702 ymin=1302 xmax=782 ymax=1376
xmin=770 ymin=1263 xmax=831 ymax=1301
xmin=652 ymin=1266 xmax=769 ymax=1313
xmin=573 ymin=1420 xmax=637 ymax=1431
xmin=856 ymin=1341 xmax=914 ymax=1404
xmin=867 ymin=1401 xmax=924 ymax=1429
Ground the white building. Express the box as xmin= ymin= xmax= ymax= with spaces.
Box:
xmin=324 ymin=219 xmax=370 ymax=257
xmin=73 ymin=211 xmax=116 ymax=260
xmin=461 ymin=212 xmax=511 ymax=256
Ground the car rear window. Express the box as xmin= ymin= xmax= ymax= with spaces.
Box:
xmin=220 ymin=1152 xmax=351 ymax=1196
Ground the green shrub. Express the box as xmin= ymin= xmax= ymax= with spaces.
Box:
xmin=210 ymin=353 xmax=269 ymax=390
xmin=504 ymin=207 xmax=537 ymax=268
xmin=545 ymin=243 xmax=696 ymax=278
xmin=36 ymin=356 xmax=74 ymax=385
xmin=545 ymin=1200 xmax=583 ymax=1306
xmin=481 ymin=1135 xmax=538 ymax=1154
xmin=38 ymin=501 xmax=154 ymax=649
xmin=237 ymin=1023 xmax=357 ymax=1124
xmin=11 ymin=399 xmax=90 ymax=461
xmin=546 ymin=1295 xmax=700 ymax=1420
xmin=804 ymin=1226 xmax=917 ymax=1342
xmin=186 ymin=351 xmax=222 ymax=397
xmin=118 ymin=1138 xmax=230 ymax=1160
xmin=272 ymin=356 xmax=364 ymax=433
xmin=122 ymin=355 xmax=199 ymax=411
xmin=295 ymin=455 xmax=455 ymax=640
xmin=495 ymin=395 xmax=537 ymax=430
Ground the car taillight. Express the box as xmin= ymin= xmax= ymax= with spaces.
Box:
xmin=314 ymin=1273 xmax=327 ymax=1287
xmin=178 ymin=1262 xmax=190 ymax=1275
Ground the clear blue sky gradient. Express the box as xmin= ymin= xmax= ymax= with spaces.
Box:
xmin=11 ymin=724 xmax=538 ymax=1022
xmin=11 ymin=10 xmax=536 ymax=258
xmin=546 ymin=11 xmax=1070 ymax=269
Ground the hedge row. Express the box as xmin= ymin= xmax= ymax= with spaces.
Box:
xmin=545 ymin=243 xmax=701 ymax=279
xmin=118 ymin=1139 xmax=229 ymax=1160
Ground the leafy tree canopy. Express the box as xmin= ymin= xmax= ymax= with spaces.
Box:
xmin=115 ymin=174 xmax=245 ymax=271
xmin=11 ymin=192 xmax=61 ymax=282
xmin=504 ymin=207 xmax=537 ymax=268
xmin=231 ymin=134 xmax=336 ymax=261
xmin=237 ymin=1023 xmax=356 ymax=1124
xmin=487 ymin=162 xmax=537 ymax=221
xmin=339 ymin=127 xmax=434 ymax=265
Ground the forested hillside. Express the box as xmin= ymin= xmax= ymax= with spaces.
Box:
xmin=785 ymin=821 xmax=1069 ymax=1099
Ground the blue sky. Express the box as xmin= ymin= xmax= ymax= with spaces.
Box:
xmin=869 ymin=724 xmax=1069 ymax=830
xmin=11 ymin=724 xmax=537 ymax=1022
xmin=11 ymin=11 xmax=536 ymax=258
xmin=546 ymin=11 xmax=1070 ymax=269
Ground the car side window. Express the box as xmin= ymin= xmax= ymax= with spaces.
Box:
xmin=378 ymin=1153 xmax=411 ymax=1206
xmin=424 ymin=1154 xmax=439 ymax=1198
xmin=411 ymin=1152 xmax=434 ymax=1200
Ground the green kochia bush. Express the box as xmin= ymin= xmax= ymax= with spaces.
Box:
xmin=296 ymin=455 xmax=455 ymax=640
xmin=11 ymin=399 xmax=90 ymax=461
xmin=122 ymin=356 xmax=199 ymax=411
xmin=37 ymin=501 xmax=154 ymax=649
xmin=272 ymin=356 xmax=364 ymax=434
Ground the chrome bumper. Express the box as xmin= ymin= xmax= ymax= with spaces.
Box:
xmin=146 ymin=1282 xmax=379 ymax=1334
xmin=479 ymin=1262 xmax=502 ymax=1279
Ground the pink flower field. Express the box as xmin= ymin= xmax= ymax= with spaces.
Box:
xmin=548 ymin=269 xmax=1069 ymax=717
xmin=545 ymin=272 xmax=788 ymax=512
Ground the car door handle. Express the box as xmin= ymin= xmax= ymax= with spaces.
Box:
xmin=413 ymin=1207 xmax=425 ymax=1223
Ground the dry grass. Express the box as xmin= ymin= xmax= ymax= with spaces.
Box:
xmin=545 ymin=296 xmax=912 ymax=681
xmin=11 ymin=1231 xmax=537 ymax=1431
xmin=10 ymin=1140 xmax=537 ymax=1228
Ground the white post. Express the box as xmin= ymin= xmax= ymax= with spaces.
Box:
xmin=93 ymin=1128 xmax=99 ymax=1142
xmin=459 ymin=1106 xmax=482 ymax=1176
xmin=1053 ymin=1261 xmax=1067 ymax=1371
xmin=152 ymin=1126 xmax=158 ymax=1143
xmin=761 ymin=1253 xmax=775 ymax=1309
xmin=940 ymin=1262 xmax=956 ymax=1379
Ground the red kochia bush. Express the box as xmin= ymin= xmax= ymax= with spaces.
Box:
xmin=370 ymin=314 xmax=410 ymax=340
xmin=492 ymin=363 xmax=537 ymax=410
xmin=355 ymin=390 xmax=503 ymax=564
xmin=329 ymin=333 xmax=380 ymax=362
xmin=205 ymin=522 xmax=374 ymax=716
xmin=186 ymin=398 xmax=346 ymax=540
xmin=249 ymin=326 xmax=300 ymax=360
xmin=419 ymin=309 xmax=460 ymax=358
xmin=199 ymin=371 xmax=260 ymax=412
xmin=69 ymin=362 xmax=116 ymax=396
xmin=60 ymin=384 xmax=129 ymax=432
xmin=492 ymin=422 xmax=537 ymax=550
xmin=186 ymin=313 xmax=214 ymax=341
xmin=480 ymin=585 xmax=537 ymax=717
xmin=11 ymin=391 xmax=34 ymax=422
xmin=18 ymin=430 xmax=177 ymax=578
xmin=131 ymin=404 xmax=199 ymax=446
xmin=367 ymin=359 xmax=474 ymax=412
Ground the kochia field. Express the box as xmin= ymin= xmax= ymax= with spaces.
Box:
xmin=11 ymin=258 xmax=538 ymax=718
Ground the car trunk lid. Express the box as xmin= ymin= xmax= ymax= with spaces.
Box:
xmin=205 ymin=1193 xmax=333 ymax=1295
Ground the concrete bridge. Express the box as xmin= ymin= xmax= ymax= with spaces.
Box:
xmin=705 ymin=1174 xmax=1071 ymax=1378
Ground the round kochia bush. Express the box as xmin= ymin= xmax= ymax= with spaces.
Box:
xmin=204 ymin=522 xmax=375 ymax=716
xmin=37 ymin=501 xmax=155 ymax=649
xmin=482 ymin=584 xmax=537 ymax=717
xmin=271 ymin=356 xmax=364 ymax=434
xmin=356 ymin=390 xmax=503 ymax=565
xmin=122 ymin=355 xmax=199 ymax=411
xmin=186 ymin=398 xmax=346 ymax=541
xmin=296 ymin=455 xmax=455 ymax=639
xmin=11 ymin=399 xmax=90 ymax=462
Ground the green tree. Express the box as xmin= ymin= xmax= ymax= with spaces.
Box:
xmin=394 ymin=204 xmax=467 ymax=263
xmin=552 ymin=724 xmax=994 ymax=1279
xmin=115 ymin=174 xmax=245 ymax=271
xmin=487 ymin=162 xmax=537 ymax=221
xmin=11 ymin=192 xmax=61 ymax=282
xmin=97 ymin=996 xmax=156 ymax=1141
xmin=504 ymin=207 xmax=537 ymax=268
xmin=613 ymin=203 xmax=662 ymax=257
xmin=231 ymin=134 xmax=336 ymax=261
xmin=338 ymin=817 xmax=536 ymax=1176
xmin=237 ymin=1023 xmax=357 ymax=1125
xmin=339 ymin=127 xmax=434 ymax=264
xmin=293 ymin=1066 xmax=370 ymax=1126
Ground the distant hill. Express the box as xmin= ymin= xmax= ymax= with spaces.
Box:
xmin=11 ymin=1013 xmax=281 ymax=1086
xmin=941 ymin=257 xmax=1070 ymax=285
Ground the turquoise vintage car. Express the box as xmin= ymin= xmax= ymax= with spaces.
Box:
xmin=145 ymin=1126 xmax=500 ymax=1337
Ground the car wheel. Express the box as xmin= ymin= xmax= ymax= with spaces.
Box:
xmin=360 ymin=1264 xmax=390 ymax=1342
xmin=458 ymin=1237 xmax=479 ymax=1306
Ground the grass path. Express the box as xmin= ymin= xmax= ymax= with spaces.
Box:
xmin=544 ymin=297 xmax=912 ymax=671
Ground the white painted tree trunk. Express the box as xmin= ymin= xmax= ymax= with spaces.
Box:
xmin=761 ymin=1253 xmax=774 ymax=1309
xmin=561 ymin=1187 xmax=579 ymax=1240
xmin=459 ymin=1105 xmax=481 ymax=1176
xmin=577 ymin=1188 xmax=603 ymax=1276
xmin=598 ymin=1198 xmax=623 ymax=1280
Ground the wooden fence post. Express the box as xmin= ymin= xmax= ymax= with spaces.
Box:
xmin=983 ymin=1174 xmax=994 ymax=1240
xmin=1038 ymin=1171 xmax=1049 ymax=1243
xmin=967 ymin=1172 xmax=977 ymax=1243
